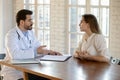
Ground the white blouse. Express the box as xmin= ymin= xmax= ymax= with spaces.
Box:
xmin=75 ymin=33 xmax=109 ymax=59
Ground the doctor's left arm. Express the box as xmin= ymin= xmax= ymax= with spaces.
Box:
xmin=5 ymin=32 xmax=35 ymax=60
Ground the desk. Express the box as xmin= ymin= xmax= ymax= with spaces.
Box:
xmin=0 ymin=57 xmax=120 ymax=80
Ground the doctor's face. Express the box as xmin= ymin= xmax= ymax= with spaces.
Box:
xmin=24 ymin=15 xmax=33 ymax=30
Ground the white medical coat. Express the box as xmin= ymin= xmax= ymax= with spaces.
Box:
xmin=2 ymin=27 xmax=41 ymax=80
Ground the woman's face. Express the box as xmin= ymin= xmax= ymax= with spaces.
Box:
xmin=79 ymin=17 xmax=89 ymax=32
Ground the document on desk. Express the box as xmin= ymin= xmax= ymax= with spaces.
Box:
xmin=11 ymin=59 xmax=40 ymax=64
xmin=40 ymin=55 xmax=72 ymax=62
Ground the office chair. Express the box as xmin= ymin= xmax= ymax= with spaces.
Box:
xmin=0 ymin=53 xmax=6 ymax=80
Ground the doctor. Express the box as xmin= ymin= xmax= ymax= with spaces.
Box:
xmin=2 ymin=9 xmax=61 ymax=80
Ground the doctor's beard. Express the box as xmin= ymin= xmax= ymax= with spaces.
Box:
xmin=25 ymin=24 xmax=33 ymax=30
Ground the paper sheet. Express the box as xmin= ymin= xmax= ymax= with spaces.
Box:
xmin=11 ymin=59 xmax=40 ymax=64
xmin=40 ymin=55 xmax=71 ymax=61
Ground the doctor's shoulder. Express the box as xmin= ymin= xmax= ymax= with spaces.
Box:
xmin=28 ymin=30 xmax=36 ymax=38
xmin=6 ymin=27 xmax=18 ymax=39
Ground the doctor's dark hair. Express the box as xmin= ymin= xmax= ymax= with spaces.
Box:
xmin=82 ymin=14 xmax=101 ymax=34
xmin=16 ymin=9 xmax=33 ymax=26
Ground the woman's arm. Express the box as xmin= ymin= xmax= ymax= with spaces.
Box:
xmin=83 ymin=54 xmax=109 ymax=63
xmin=75 ymin=51 xmax=109 ymax=63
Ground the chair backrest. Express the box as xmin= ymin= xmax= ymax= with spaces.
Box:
xmin=0 ymin=53 xmax=5 ymax=80
xmin=0 ymin=53 xmax=6 ymax=70
xmin=0 ymin=53 xmax=5 ymax=59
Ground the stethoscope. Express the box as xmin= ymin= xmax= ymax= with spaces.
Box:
xmin=16 ymin=31 xmax=32 ymax=48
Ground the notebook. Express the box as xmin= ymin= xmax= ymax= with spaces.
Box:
xmin=40 ymin=55 xmax=72 ymax=62
xmin=11 ymin=59 xmax=40 ymax=64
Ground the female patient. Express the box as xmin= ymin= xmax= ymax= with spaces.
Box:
xmin=74 ymin=14 xmax=110 ymax=63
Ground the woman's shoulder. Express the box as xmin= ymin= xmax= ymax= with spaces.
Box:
xmin=94 ymin=33 xmax=104 ymax=39
xmin=93 ymin=33 xmax=106 ymax=43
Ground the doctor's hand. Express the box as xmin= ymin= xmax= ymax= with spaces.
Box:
xmin=37 ymin=45 xmax=62 ymax=55
xmin=37 ymin=45 xmax=47 ymax=54
xmin=47 ymin=50 xmax=62 ymax=55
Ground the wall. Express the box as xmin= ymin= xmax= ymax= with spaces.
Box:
xmin=110 ymin=0 xmax=120 ymax=58
xmin=13 ymin=0 xmax=24 ymax=27
xmin=50 ymin=0 xmax=66 ymax=54
xmin=0 ymin=0 xmax=3 ymax=52
xmin=0 ymin=0 xmax=14 ymax=52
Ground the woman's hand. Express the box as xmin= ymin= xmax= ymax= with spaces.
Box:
xmin=76 ymin=51 xmax=90 ymax=59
